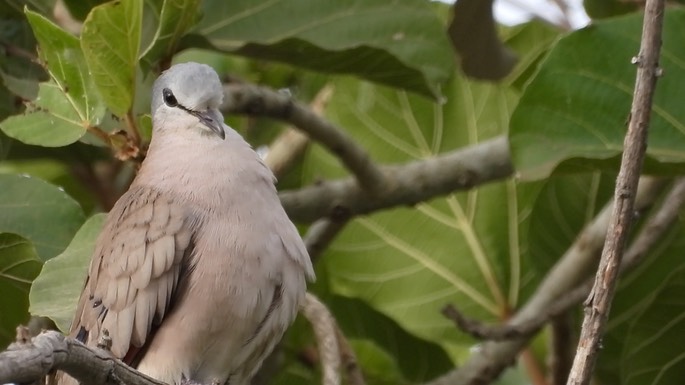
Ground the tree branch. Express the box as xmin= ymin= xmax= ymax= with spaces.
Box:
xmin=223 ymin=83 xmax=387 ymax=193
xmin=0 ymin=327 xmax=164 ymax=385
xmin=279 ymin=136 xmax=512 ymax=223
xmin=425 ymin=177 xmax=666 ymax=385
xmin=567 ymin=1 xmax=665 ymax=382
xmin=301 ymin=293 xmax=342 ymax=385
xmin=304 ymin=218 xmax=349 ymax=263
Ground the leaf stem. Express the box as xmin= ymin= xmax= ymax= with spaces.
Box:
xmin=125 ymin=110 xmax=141 ymax=145
xmin=86 ymin=125 xmax=110 ymax=145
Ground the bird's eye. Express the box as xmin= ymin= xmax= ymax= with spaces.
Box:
xmin=162 ymin=88 xmax=178 ymax=107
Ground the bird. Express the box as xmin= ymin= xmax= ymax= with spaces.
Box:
xmin=58 ymin=62 xmax=315 ymax=385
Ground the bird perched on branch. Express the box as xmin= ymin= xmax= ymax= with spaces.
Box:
xmin=58 ymin=62 xmax=315 ymax=385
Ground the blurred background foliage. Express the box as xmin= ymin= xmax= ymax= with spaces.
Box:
xmin=2 ymin=0 xmax=685 ymax=384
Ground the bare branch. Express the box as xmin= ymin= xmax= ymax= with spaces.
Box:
xmin=223 ymin=83 xmax=387 ymax=193
xmin=280 ymin=136 xmax=512 ymax=223
xmin=567 ymin=1 xmax=666 ymax=382
xmin=548 ymin=313 xmax=574 ymax=385
xmin=304 ymin=218 xmax=349 ymax=263
xmin=0 ymin=327 xmax=165 ymax=385
xmin=223 ymin=83 xmax=513 ymax=226
xmin=622 ymin=177 xmax=685 ymax=270
xmin=334 ymin=327 xmax=366 ymax=385
xmin=424 ymin=177 xmax=666 ymax=385
xmin=301 ymin=293 xmax=342 ymax=385
xmin=265 ymin=127 xmax=310 ymax=179
xmin=264 ymin=84 xmax=333 ymax=179
xmin=442 ymin=176 xmax=685 ymax=345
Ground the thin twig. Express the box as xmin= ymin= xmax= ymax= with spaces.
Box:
xmin=223 ymin=83 xmax=387 ymax=194
xmin=443 ymin=176 xmax=685 ymax=347
xmin=620 ymin=177 xmax=685 ymax=270
xmin=566 ymin=1 xmax=665 ymax=383
xmin=0 ymin=41 xmax=39 ymax=62
xmin=548 ymin=313 xmax=574 ymax=385
xmin=432 ymin=175 xmax=685 ymax=385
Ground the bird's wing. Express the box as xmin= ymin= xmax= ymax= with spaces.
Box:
xmin=70 ymin=185 xmax=195 ymax=361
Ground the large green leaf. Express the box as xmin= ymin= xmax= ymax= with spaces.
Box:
xmin=81 ymin=0 xmax=142 ymax=117
xmin=1 ymin=82 xmax=89 ymax=147
xmin=0 ymin=159 xmax=98 ymax=213
xmin=25 ymin=10 xmax=106 ymax=124
xmin=523 ymin=175 xmax=685 ymax=385
xmin=304 ymin=74 xmax=536 ymax=356
xmin=510 ymin=10 xmax=685 ymax=179
xmin=191 ymin=0 xmax=453 ymax=99
xmin=0 ymin=233 xmax=42 ymax=349
xmin=525 ymin=173 xmax=615 ymax=274
xmin=0 ymin=173 xmax=85 ymax=261
xmin=1 ymin=11 xmax=106 ymax=147
xmin=330 ymin=295 xmax=453 ymax=382
xmin=620 ymin=269 xmax=685 ymax=385
xmin=29 ymin=214 xmax=105 ymax=332
xmin=597 ymin=216 xmax=685 ymax=384
xmin=139 ymin=0 xmax=200 ymax=70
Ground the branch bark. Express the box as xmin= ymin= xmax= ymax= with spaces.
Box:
xmin=279 ymin=136 xmax=512 ymax=223
xmin=566 ymin=1 xmax=665 ymax=383
xmin=0 ymin=328 xmax=164 ymax=385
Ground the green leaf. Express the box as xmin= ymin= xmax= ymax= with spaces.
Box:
xmin=0 ymin=173 xmax=85 ymax=261
xmin=330 ymin=296 xmax=453 ymax=382
xmin=0 ymin=233 xmax=42 ymax=349
xmin=1 ymin=82 xmax=88 ymax=146
xmin=304 ymin=74 xmax=537 ymax=356
xmin=0 ymin=158 xmax=98 ymax=213
xmin=348 ymin=340 xmax=406 ymax=385
xmin=191 ymin=0 xmax=454 ymax=99
xmin=584 ymin=0 xmax=641 ymax=19
xmin=620 ymin=270 xmax=685 ymax=385
xmin=139 ymin=0 xmax=200 ymax=70
xmin=597 ymin=218 xmax=685 ymax=383
xmin=510 ymin=10 xmax=685 ymax=179
xmin=81 ymin=0 xmax=142 ymax=117
xmin=525 ymin=173 xmax=615 ymax=278
xmin=1 ymin=70 xmax=39 ymax=101
xmin=25 ymin=10 xmax=106 ymax=126
xmin=501 ymin=21 xmax=561 ymax=90
xmin=0 ymin=131 xmax=11 ymax=159
xmin=29 ymin=214 xmax=105 ymax=332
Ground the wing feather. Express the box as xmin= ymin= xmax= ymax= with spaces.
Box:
xmin=69 ymin=186 xmax=194 ymax=360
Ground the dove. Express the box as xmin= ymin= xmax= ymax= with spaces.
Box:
xmin=59 ymin=62 xmax=315 ymax=385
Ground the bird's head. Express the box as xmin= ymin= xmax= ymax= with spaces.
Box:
xmin=151 ymin=62 xmax=226 ymax=140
